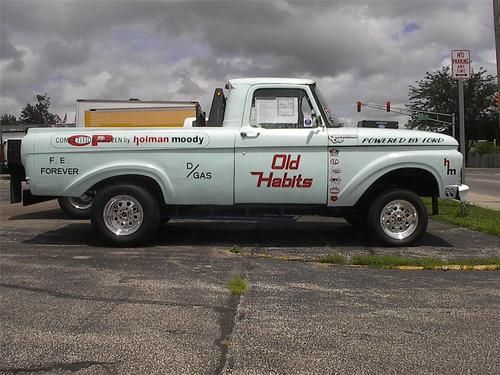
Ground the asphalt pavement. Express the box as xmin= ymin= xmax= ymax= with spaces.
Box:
xmin=0 ymin=177 xmax=499 ymax=374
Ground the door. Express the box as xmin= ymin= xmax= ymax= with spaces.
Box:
xmin=235 ymin=85 xmax=328 ymax=204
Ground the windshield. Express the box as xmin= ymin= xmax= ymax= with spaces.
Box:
xmin=312 ymin=84 xmax=342 ymax=127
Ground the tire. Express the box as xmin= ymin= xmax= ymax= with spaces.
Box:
xmin=368 ymin=189 xmax=428 ymax=246
xmin=58 ymin=193 xmax=94 ymax=219
xmin=91 ymin=184 xmax=160 ymax=246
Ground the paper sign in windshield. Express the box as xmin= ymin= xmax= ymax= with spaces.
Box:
xmin=256 ymin=97 xmax=298 ymax=124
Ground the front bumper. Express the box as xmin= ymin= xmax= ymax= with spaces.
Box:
xmin=444 ymin=184 xmax=469 ymax=201
xmin=457 ymin=184 xmax=469 ymax=201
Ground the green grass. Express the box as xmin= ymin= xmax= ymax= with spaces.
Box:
xmin=423 ymin=198 xmax=500 ymax=237
xmin=317 ymin=253 xmax=346 ymax=264
xmin=350 ymin=255 xmax=441 ymax=269
xmin=350 ymin=255 xmax=500 ymax=269
xmin=227 ymin=275 xmax=248 ymax=296
xmin=229 ymin=245 xmax=241 ymax=254
xmin=317 ymin=254 xmax=499 ymax=269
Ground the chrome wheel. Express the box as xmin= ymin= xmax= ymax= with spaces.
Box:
xmin=103 ymin=195 xmax=143 ymax=236
xmin=68 ymin=193 xmax=93 ymax=210
xmin=379 ymin=199 xmax=418 ymax=240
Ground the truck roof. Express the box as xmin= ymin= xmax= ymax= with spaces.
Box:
xmin=229 ymin=77 xmax=316 ymax=86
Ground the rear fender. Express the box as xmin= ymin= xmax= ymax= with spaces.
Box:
xmin=62 ymin=163 xmax=173 ymax=203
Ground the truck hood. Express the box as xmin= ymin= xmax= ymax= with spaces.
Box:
xmin=354 ymin=128 xmax=458 ymax=147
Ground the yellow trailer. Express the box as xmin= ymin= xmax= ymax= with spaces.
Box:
xmin=76 ymin=100 xmax=205 ymax=128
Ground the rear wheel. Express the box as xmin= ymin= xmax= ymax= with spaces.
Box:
xmin=368 ymin=189 xmax=427 ymax=246
xmin=91 ymin=184 xmax=160 ymax=246
xmin=58 ymin=192 xmax=94 ymax=219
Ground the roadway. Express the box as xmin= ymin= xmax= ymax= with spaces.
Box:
xmin=465 ymin=168 xmax=500 ymax=211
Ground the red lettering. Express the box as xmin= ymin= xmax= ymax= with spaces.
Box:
xmin=295 ymin=175 xmax=303 ymax=187
xmin=272 ymin=154 xmax=287 ymax=169
xmin=251 ymin=172 xmax=273 ymax=187
xmin=271 ymin=154 xmax=302 ymax=169
xmin=92 ymin=134 xmax=113 ymax=146
xmin=282 ymin=173 xmax=293 ymax=187
xmin=271 ymin=177 xmax=282 ymax=187
xmin=288 ymin=155 xmax=300 ymax=170
xmin=250 ymin=171 xmax=313 ymax=188
xmin=302 ymin=178 xmax=313 ymax=188
xmin=253 ymin=154 xmax=310 ymax=188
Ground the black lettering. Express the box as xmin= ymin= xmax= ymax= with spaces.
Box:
xmin=41 ymin=167 xmax=79 ymax=175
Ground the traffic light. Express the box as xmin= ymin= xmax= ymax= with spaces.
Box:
xmin=386 ymin=101 xmax=391 ymax=112
xmin=356 ymin=101 xmax=362 ymax=112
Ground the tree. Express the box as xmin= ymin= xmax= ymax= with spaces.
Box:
xmin=19 ymin=94 xmax=57 ymax=125
xmin=0 ymin=114 xmax=18 ymax=126
xmin=406 ymin=66 xmax=498 ymax=155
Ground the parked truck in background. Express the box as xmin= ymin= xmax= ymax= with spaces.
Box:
xmin=75 ymin=99 xmax=205 ymax=128
xmin=9 ymin=78 xmax=468 ymax=246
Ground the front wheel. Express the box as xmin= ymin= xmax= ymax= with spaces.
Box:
xmin=91 ymin=184 xmax=160 ymax=246
xmin=368 ymin=189 xmax=427 ymax=246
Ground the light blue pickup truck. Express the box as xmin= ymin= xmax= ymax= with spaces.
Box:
xmin=9 ymin=78 xmax=468 ymax=246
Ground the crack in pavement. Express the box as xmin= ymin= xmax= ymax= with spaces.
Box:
xmin=213 ymin=293 xmax=241 ymax=374
xmin=0 ymin=283 xmax=223 ymax=311
xmin=0 ymin=361 xmax=117 ymax=374
xmin=213 ymin=257 xmax=255 ymax=374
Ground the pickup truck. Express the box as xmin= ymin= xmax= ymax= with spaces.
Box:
xmin=9 ymin=78 xmax=468 ymax=246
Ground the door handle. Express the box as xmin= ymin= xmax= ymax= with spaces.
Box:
xmin=240 ymin=131 xmax=260 ymax=138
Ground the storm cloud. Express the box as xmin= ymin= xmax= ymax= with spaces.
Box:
xmin=0 ymin=0 xmax=496 ymax=126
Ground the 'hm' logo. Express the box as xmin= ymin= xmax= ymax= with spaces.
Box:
xmin=444 ymin=158 xmax=456 ymax=175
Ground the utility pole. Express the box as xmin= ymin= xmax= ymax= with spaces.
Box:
xmin=458 ymin=80 xmax=466 ymax=184
xmin=494 ymin=0 xmax=500 ymax=145
xmin=494 ymin=0 xmax=500 ymax=90
xmin=451 ymin=49 xmax=470 ymax=186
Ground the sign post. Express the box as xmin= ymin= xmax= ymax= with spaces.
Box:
xmin=451 ymin=50 xmax=470 ymax=184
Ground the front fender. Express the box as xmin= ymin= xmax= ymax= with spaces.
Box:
xmin=339 ymin=150 xmax=445 ymax=206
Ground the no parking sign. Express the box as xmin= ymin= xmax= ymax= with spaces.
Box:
xmin=451 ymin=50 xmax=470 ymax=79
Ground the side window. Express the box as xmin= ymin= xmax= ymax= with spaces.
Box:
xmin=249 ymin=88 xmax=315 ymax=129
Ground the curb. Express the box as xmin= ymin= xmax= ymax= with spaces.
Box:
xmin=234 ymin=251 xmax=499 ymax=271
xmin=396 ymin=266 xmax=424 ymax=270
xmin=395 ymin=265 xmax=499 ymax=271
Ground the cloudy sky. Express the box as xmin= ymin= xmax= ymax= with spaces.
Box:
xmin=0 ymin=0 xmax=496 ymax=126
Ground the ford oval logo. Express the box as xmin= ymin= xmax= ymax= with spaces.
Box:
xmin=67 ymin=135 xmax=92 ymax=146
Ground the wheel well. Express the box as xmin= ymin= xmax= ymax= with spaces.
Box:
xmin=356 ymin=168 xmax=438 ymax=208
xmin=92 ymin=175 xmax=165 ymax=204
